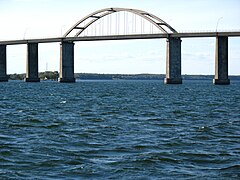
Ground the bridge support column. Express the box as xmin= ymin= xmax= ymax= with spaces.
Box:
xmin=0 ymin=45 xmax=8 ymax=82
xmin=59 ymin=41 xmax=75 ymax=83
xmin=25 ymin=43 xmax=40 ymax=82
xmin=213 ymin=36 xmax=230 ymax=85
xmin=164 ymin=37 xmax=182 ymax=84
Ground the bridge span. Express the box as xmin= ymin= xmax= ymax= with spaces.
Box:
xmin=0 ymin=7 xmax=239 ymax=84
xmin=1 ymin=32 xmax=240 ymax=45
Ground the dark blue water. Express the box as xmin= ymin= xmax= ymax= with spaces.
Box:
xmin=1 ymin=80 xmax=240 ymax=179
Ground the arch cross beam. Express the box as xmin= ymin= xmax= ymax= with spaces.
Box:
xmin=63 ymin=8 xmax=177 ymax=37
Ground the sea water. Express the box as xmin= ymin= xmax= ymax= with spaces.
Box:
xmin=0 ymin=80 xmax=239 ymax=179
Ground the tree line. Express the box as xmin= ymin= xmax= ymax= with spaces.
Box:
xmin=9 ymin=71 xmax=59 ymax=80
xmin=8 ymin=72 xmax=240 ymax=81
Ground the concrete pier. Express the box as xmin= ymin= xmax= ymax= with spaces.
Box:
xmin=164 ymin=37 xmax=182 ymax=84
xmin=0 ymin=45 xmax=8 ymax=82
xmin=213 ymin=36 xmax=230 ymax=85
xmin=25 ymin=43 xmax=40 ymax=82
xmin=59 ymin=41 xmax=75 ymax=83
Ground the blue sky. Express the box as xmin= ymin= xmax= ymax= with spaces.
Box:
xmin=0 ymin=0 xmax=239 ymax=75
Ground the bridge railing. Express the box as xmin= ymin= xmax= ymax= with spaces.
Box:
xmin=177 ymin=29 xmax=240 ymax=33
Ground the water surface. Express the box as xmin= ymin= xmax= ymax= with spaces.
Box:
xmin=0 ymin=80 xmax=240 ymax=179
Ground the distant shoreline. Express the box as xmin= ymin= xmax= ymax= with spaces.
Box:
xmin=8 ymin=71 xmax=240 ymax=81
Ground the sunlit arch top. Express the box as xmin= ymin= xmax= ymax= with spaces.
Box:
xmin=63 ymin=8 xmax=177 ymax=37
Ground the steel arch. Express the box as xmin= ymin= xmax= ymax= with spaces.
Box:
xmin=63 ymin=8 xmax=177 ymax=37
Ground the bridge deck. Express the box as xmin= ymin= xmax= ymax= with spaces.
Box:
xmin=0 ymin=32 xmax=240 ymax=45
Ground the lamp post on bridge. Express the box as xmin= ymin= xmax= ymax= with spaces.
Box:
xmin=216 ymin=17 xmax=223 ymax=32
xmin=23 ymin=27 xmax=29 ymax=39
xmin=61 ymin=25 xmax=66 ymax=37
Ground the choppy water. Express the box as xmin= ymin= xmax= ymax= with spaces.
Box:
xmin=0 ymin=80 xmax=240 ymax=179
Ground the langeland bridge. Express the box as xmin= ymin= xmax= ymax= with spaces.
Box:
xmin=0 ymin=8 xmax=240 ymax=84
